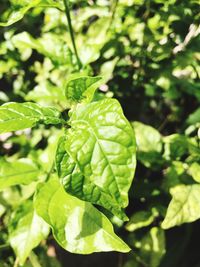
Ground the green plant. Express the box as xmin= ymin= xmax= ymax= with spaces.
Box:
xmin=0 ymin=0 xmax=200 ymax=267
xmin=0 ymin=1 xmax=136 ymax=266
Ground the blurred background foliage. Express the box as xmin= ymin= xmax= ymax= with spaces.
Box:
xmin=0 ymin=0 xmax=200 ymax=266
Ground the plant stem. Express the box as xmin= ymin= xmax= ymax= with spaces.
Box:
xmin=110 ymin=0 xmax=119 ymax=28
xmin=29 ymin=252 xmax=42 ymax=267
xmin=63 ymin=0 xmax=82 ymax=70
xmin=13 ymin=258 xmax=19 ymax=267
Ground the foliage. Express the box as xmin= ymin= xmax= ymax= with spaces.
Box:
xmin=0 ymin=0 xmax=200 ymax=266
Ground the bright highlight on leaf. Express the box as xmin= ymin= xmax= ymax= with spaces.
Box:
xmin=9 ymin=203 xmax=49 ymax=265
xmin=0 ymin=102 xmax=62 ymax=134
xmin=56 ymin=98 xmax=136 ymax=220
xmin=0 ymin=0 xmax=63 ymax=27
xmin=0 ymin=158 xmax=39 ymax=190
xmin=34 ymin=179 xmax=130 ymax=254
xmin=162 ymin=184 xmax=200 ymax=229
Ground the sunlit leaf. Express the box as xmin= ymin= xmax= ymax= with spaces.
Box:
xmin=56 ymin=98 xmax=136 ymax=220
xmin=162 ymin=184 xmax=200 ymax=229
xmin=65 ymin=75 xmax=102 ymax=104
xmin=34 ymin=179 xmax=130 ymax=254
xmin=126 ymin=209 xmax=158 ymax=232
xmin=9 ymin=202 xmax=49 ymax=265
xmin=0 ymin=158 xmax=39 ymax=191
xmin=0 ymin=0 xmax=63 ymax=27
xmin=0 ymin=102 xmax=62 ymax=134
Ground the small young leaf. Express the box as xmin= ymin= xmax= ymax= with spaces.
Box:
xmin=188 ymin=163 xmax=200 ymax=183
xmin=162 ymin=184 xmax=200 ymax=229
xmin=34 ymin=179 xmax=130 ymax=254
xmin=65 ymin=75 xmax=102 ymax=104
xmin=56 ymin=98 xmax=136 ymax=220
xmin=133 ymin=121 xmax=162 ymax=153
xmin=126 ymin=209 xmax=158 ymax=232
xmin=9 ymin=203 xmax=49 ymax=265
xmin=0 ymin=158 xmax=39 ymax=191
xmin=0 ymin=102 xmax=61 ymax=134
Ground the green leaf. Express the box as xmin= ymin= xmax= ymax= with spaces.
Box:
xmin=0 ymin=158 xmax=39 ymax=191
xmin=188 ymin=162 xmax=200 ymax=183
xmin=132 ymin=121 xmax=163 ymax=167
xmin=133 ymin=121 xmax=162 ymax=153
xmin=12 ymin=32 xmax=72 ymax=66
xmin=56 ymin=137 xmax=127 ymax=220
xmin=65 ymin=75 xmax=103 ymax=104
xmin=0 ymin=0 xmax=63 ymax=27
xmin=162 ymin=184 xmax=200 ymax=229
xmin=9 ymin=202 xmax=49 ymax=265
xmin=126 ymin=209 xmax=159 ymax=232
xmin=56 ymin=98 xmax=136 ymax=220
xmin=163 ymin=134 xmax=189 ymax=160
xmin=34 ymin=179 xmax=130 ymax=254
xmin=135 ymin=227 xmax=166 ymax=267
xmin=186 ymin=108 xmax=200 ymax=125
xmin=0 ymin=102 xmax=62 ymax=134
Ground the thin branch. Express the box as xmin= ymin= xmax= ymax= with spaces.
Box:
xmin=63 ymin=0 xmax=82 ymax=70
xmin=29 ymin=251 xmax=42 ymax=267
xmin=13 ymin=258 xmax=19 ymax=267
xmin=110 ymin=0 xmax=119 ymax=28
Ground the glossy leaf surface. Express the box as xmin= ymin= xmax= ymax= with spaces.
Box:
xmin=65 ymin=75 xmax=102 ymax=104
xmin=162 ymin=184 xmax=200 ymax=229
xmin=0 ymin=102 xmax=61 ymax=134
xmin=9 ymin=203 xmax=49 ymax=265
xmin=57 ymin=98 xmax=136 ymax=220
xmin=0 ymin=158 xmax=39 ymax=191
xmin=34 ymin=179 xmax=130 ymax=254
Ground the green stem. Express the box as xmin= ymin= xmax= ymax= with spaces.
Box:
xmin=110 ymin=0 xmax=119 ymax=28
xmin=29 ymin=252 xmax=42 ymax=267
xmin=13 ymin=258 xmax=19 ymax=267
xmin=63 ymin=0 xmax=82 ymax=70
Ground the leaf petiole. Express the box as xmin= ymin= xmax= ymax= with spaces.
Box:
xmin=63 ymin=0 xmax=82 ymax=70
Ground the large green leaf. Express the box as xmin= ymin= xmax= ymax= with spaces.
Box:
xmin=162 ymin=184 xmax=200 ymax=229
xmin=0 ymin=102 xmax=62 ymax=134
xmin=56 ymin=137 xmax=126 ymax=220
xmin=34 ymin=179 xmax=130 ymax=254
xmin=0 ymin=158 xmax=39 ymax=191
xmin=0 ymin=0 xmax=63 ymax=27
xmin=65 ymin=75 xmax=102 ymax=104
xmin=56 ymin=98 xmax=136 ymax=220
xmin=9 ymin=202 xmax=49 ymax=265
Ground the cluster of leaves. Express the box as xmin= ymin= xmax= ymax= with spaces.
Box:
xmin=0 ymin=0 xmax=200 ymax=267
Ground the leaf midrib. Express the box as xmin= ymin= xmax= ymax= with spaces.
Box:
xmin=71 ymin=119 xmax=122 ymax=204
